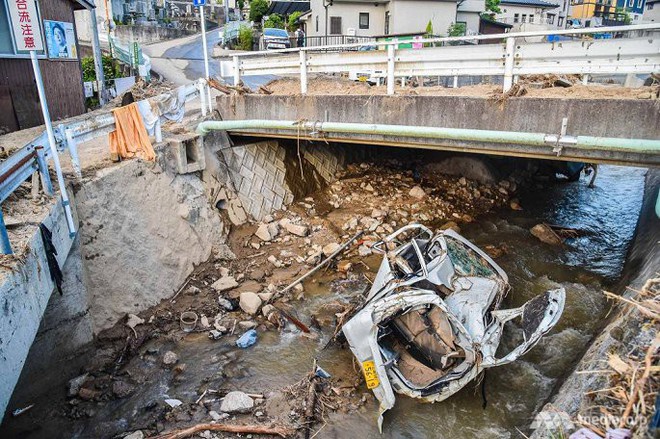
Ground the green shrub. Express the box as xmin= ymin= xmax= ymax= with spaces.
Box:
xmin=238 ymin=25 xmax=254 ymax=50
xmin=81 ymin=55 xmax=121 ymax=82
xmin=249 ymin=0 xmax=269 ymax=22
xmin=263 ymin=13 xmax=285 ymax=29
xmin=287 ymin=11 xmax=302 ymax=31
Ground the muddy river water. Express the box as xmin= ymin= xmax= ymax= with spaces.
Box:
xmin=4 ymin=165 xmax=647 ymax=438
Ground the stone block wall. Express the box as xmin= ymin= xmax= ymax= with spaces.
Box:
xmin=221 ymin=140 xmax=294 ymax=220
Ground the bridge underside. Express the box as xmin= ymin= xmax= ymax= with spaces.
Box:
xmin=215 ymin=94 xmax=660 ymax=167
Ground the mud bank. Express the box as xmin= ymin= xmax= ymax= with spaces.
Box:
xmin=530 ymin=168 xmax=660 ymax=438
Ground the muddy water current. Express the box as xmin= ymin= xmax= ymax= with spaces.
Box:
xmin=6 ymin=166 xmax=648 ymax=439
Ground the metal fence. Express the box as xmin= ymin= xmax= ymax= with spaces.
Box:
xmin=227 ymin=23 xmax=660 ymax=95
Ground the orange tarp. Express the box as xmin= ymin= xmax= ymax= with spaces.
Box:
xmin=109 ymin=103 xmax=156 ymax=162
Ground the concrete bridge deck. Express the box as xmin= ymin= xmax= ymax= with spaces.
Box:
xmin=215 ymin=93 xmax=660 ymax=167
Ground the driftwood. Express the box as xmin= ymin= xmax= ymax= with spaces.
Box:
xmin=149 ymin=423 xmax=293 ymax=439
xmin=278 ymin=231 xmax=365 ymax=296
xmin=618 ymin=332 xmax=660 ymax=427
xmin=207 ymin=78 xmax=232 ymax=95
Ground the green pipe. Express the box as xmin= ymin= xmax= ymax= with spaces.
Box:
xmin=196 ymin=120 xmax=660 ymax=154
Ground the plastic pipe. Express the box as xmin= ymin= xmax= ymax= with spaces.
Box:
xmin=196 ymin=120 xmax=660 ymax=154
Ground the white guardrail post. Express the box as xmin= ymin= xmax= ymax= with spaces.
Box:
xmin=503 ymin=37 xmax=516 ymax=93
xmin=233 ymin=55 xmax=240 ymax=86
xmin=300 ymin=50 xmax=308 ymax=94
xmin=387 ymin=43 xmax=395 ymax=95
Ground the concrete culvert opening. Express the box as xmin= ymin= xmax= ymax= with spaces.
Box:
xmin=1 ymin=128 xmax=657 ymax=439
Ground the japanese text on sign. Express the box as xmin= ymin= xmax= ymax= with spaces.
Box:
xmin=7 ymin=0 xmax=44 ymax=51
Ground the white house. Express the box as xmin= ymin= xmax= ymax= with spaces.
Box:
xmin=303 ymin=0 xmax=484 ymax=39
xmin=644 ymin=0 xmax=660 ymax=21
xmin=495 ymin=0 xmax=564 ymax=29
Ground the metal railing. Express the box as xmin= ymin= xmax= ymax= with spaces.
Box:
xmin=226 ymin=23 xmax=660 ymax=95
xmin=0 ymin=80 xmax=205 ymax=254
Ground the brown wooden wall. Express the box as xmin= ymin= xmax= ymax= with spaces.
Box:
xmin=0 ymin=0 xmax=86 ymax=133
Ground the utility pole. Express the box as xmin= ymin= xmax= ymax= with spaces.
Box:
xmin=89 ymin=7 xmax=107 ymax=105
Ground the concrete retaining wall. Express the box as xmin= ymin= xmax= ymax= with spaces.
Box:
xmin=114 ymin=25 xmax=194 ymax=45
xmin=0 ymin=197 xmax=80 ymax=421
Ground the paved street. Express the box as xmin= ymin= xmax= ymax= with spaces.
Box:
xmin=143 ymin=28 xmax=276 ymax=88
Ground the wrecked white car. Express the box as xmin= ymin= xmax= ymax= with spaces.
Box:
xmin=342 ymin=224 xmax=565 ymax=430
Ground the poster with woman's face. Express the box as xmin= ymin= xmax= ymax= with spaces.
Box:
xmin=44 ymin=20 xmax=77 ymax=59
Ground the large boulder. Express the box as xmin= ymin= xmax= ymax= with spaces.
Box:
xmin=423 ymin=156 xmax=500 ymax=185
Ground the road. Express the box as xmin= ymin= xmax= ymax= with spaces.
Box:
xmin=143 ymin=28 xmax=277 ymax=89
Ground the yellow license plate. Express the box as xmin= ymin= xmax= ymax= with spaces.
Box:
xmin=362 ymin=360 xmax=380 ymax=389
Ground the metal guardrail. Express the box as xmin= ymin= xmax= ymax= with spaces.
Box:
xmin=0 ymin=81 xmax=204 ymax=254
xmin=227 ymin=23 xmax=660 ymax=94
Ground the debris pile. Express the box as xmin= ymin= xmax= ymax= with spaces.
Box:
xmin=572 ymin=278 xmax=660 ymax=438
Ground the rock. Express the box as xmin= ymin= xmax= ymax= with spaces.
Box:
xmin=440 ymin=221 xmax=461 ymax=233
xmin=68 ymin=374 xmax=89 ymax=397
xmin=257 ymin=292 xmax=273 ymax=302
xmin=343 ymin=217 xmax=358 ymax=230
xmin=227 ymin=199 xmax=248 ymax=226
xmin=285 ymin=223 xmax=309 ymax=237
xmin=239 ymin=292 xmax=263 ymax=315
xmin=163 ymin=351 xmax=178 ymax=365
xmin=78 ymin=388 xmax=101 ymax=400
xmin=123 ymin=431 xmax=144 ymax=439
xmin=458 ymin=177 xmax=467 ymax=186
xmin=510 ymin=199 xmax=523 ymax=210
xmin=250 ymin=269 xmax=266 ymax=281
xmin=306 ymin=252 xmax=322 ymax=265
xmin=209 ymin=410 xmax=222 ymax=421
xmin=424 ymin=156 xmax=499 ymax=184
xmin=239 ymin=321 xmax=257 ymax=330
xmin=215 ymin=244 xmax=236 ymax=261
xmin=293 ymin=283 xmax=304 ymax=293
xmin=371 ymin=209 xmax=386 ymax=218
xmin=262 ymin=304 xmax=276 ymax=317
xmin=267 ymin=255 xmax=282 ymax=268
xmin=530 ymin=224 xmax=563 ymax=245
xmin=164 ymin=398 xmax=183 ymax=408
xmin=212 ymin=276 xmax=239 ymax=292
xmin=218 ymin=297 xmax=234 ymax=311
xmin=263 ymin=214 xmax=274 ymax=223
xmin=337 ymin=261 xmax=352 ymax=272
xmin=322 ymin=242 xmax=341 ymax=256
xmin=126 ymin=314 xmax=144 ymax=329
xmin=112 ymin=380 xmax=135 ymax=398
xmin=220 ymin=391 xmax=254 ymax=414
xmin=409 ymin=186 xmax=426 ymax=199
xmin=200 ymin=315 xmax=210 ymax=328
xmin=364 ymin=184 xmax=374 ymax=192
xmin=358 ymin=245 xmax=372 ymax=256
xmin=255 ymin=224 xmax=273 ymax=241
xmin=267 ymin=222 xmax=280 ymax=238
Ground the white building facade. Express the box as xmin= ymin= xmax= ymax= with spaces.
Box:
xmin=304 ymin=0 xmax=484 ymax=38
